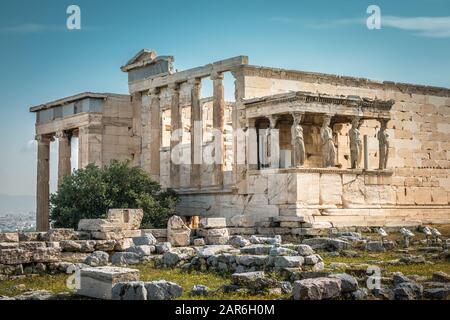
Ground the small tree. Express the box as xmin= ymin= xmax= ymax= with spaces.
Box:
xmin=50 ymin=161 xmax=179 ymax=229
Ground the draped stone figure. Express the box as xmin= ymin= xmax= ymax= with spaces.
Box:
xmin=291 ymin=113 xmax=305 ymax=167
xmin=349 ymin=117 xmax=362 ymax=169
xmin=320 ymin=115 xmax=336 ymax=167
xmin=378 ymin=119 xmax=389 ymax=170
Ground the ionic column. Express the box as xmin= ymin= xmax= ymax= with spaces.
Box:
xmin=211 ymin=72 xmax=224 ymax=187
xmin=169 ymin=83 xmax=181 ymax=188
xmin=189 ymin=78 xmax=202 ymax=188
xmin=56 ymin=131 xmax=72 ymax=186
xmin=267 ymin=115 xmax=280 ymax=169
xmin=149 ymin=88 xmax=161 ymax=182
xmin=36 ymin=134 xmax=52 ymax=232
xmin=246 ymin=118 xmax=258 ymax=171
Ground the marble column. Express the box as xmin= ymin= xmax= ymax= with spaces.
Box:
xmin=57 ymin=131 xmax=71 ymax=187
xmin=149 ymin=88 xmax=161 ymax=182
xmin=267 ymin=115 xmax=280 ymax=169
xmin=169 ymin=83 xmax=181 ymax=188
xmin=291 ymin=112 xmax=305 ymax=167
xmin=211 ymin=72 xmax=224 ymax=187
xmin=189 ymin=78 xmax=202 ymax=189
xmin=246 ymin=118 xmax=258 ymax=171
xmin=36 ymin=134 xmax=52 ymax=232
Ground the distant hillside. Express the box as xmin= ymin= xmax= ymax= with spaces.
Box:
xmin=0 ymin=194 xmax=36 ymax=214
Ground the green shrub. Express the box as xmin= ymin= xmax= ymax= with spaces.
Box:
xmin=50 ymin=160 xmax=178 ymax=229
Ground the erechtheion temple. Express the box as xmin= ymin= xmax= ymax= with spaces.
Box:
xmin=30 ymin=50 xmax=450 ymax=232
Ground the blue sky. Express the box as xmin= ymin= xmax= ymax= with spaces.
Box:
xmin=0 ymin=0 xmax=449 ymax=197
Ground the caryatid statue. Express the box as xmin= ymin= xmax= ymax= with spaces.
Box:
xmin=291 ymin=112 xmax=305 ymax=167
xmin=349 ymin=117 xmax=362 ymax=169
xmin=320 ymin=115 xmax=336 ymax=167
xmin=377 ymin=119 xmax=390 ymax=170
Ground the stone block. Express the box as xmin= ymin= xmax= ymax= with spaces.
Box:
xmin=319 ymin=174 xmax=343 ymax=206
xmin=44 ymin=229 xmax=78 ymax=242
xmin=18 ymin=232 xmax=45 ymax=242
xmin=90 ymin=231 xmax=125 ymax=241
xmin=167 ymin=216 xmax=191 ymax=247
xmin=230 ymin=215 xmax=256 ymax=227
xmin=145 ymin=280 xmax=183 ymax=300
xmin=0 ymin=249 xmax=32 ymax=265
xmin=198 ymin=228 xmax=229 ymax=238
xmin=112 ymin=281 xmax=147 ymax=300
xmin=0 ymin=232 xmax=19 ymax=243
xmin=0 ymin=242 xmax=19 ymax=250
xmin=199 ymin=217 xmax=227 ymax=229
xmin=114 ymin=238 xmax=134 ymax=251
xmin=77 ymin=266 xmax=140 ymax=300
xmin=293 ymin=277 xmax=342 ymax=300
xmin=107 ymin=209 xmax=143 ymax=230
xmin=18 ymin=241 xmax=47 ymax=250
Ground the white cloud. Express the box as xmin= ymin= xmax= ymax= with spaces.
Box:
xmin=20 ymin=140 xmax=36 ymax=153
xmin=270 ymin=15 xmax=450 ymax=38
xmin=382 ymin=16 xmax=450 ymax=38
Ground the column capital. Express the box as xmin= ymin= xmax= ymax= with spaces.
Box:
xmin=35 ymin=134 xmax=54 ymax=143
xmin=210 ymin=71 xmax=224 ymax=81
xmin=268 ymin=115 xmax=279 ymax=129
xmin=168 ymin=82 xmax=180 ymax=92
xmin=55 ymin=131 xmax=71 ymax=140
xmin=291 ymin=111 xmax=304 ymax=122
xmin=187 ymin=77 xmax=202 ymax=86
xmin=148 ymin=87 xmax=160 ymax=96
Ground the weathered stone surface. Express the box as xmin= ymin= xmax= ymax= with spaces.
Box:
xmin=249 ymin=235 xmax=281 ymax=245
xmin=293 ymin=277 xmax=342 ymax=300
xmin=108 ymin=209 xmax=143 ymax=230
xmin=18 ymin=241 xmax=46 ymax=250
xmin=228 ymin=235 xmax=251 ymax=248
xmin=269 ymin=246 xmax=298 ymax=256
xmin=0 ymin=232 xmax=19 ymax=243
xmin=193 ymin=238 xmax=205 ymax=246
xmin=0 ymin=249 xmax=31 ymax=265
xmin=90 ymin=231 xmax=124 ymax=241
xmin=162 ymin=252 xmax=181 ymax=267
xmin=196 ymin=245 xmax=234 ymax=258
xmin=232 ymin=271 xmax=277 ymax=291
xmin=0 ymin=242 xmax=19 ymax=250
xmin=132 ymin=235 xmax=157 ymax=246
xmin=235 ymin=255 xmax=267 ymax=267
xmin=77 ymin=266 xmax=140 ymax=300
xmin=60 ymin=240 xmax=96 ymax=253
xmin=304 ymin=254 xmax=321 ymax=265
xmin=19 ymin=232 xmax=45 ymax=242
xmin=167 ymin=216 xmax=191 ymax=247
xmin=190 ymin=284 xmax=209 ymax=296
xmin=126 ymin=245 xmax=156 ymax=257
xmin=205 ymin=236 xmax=229 ymax=245
xmin=112 ymin=281 xmax=147 ymax=300
xmin=94 ymin=240 xmax=116 ymax=251
xmin=156 ymin=242 xmax=172 ymax=253
xmin=33 ymin=248 xmax=60 ymax=263
xmin=432 ymin=271 xmax=450 ymax=283
xmin=199 ymin=217 xmax=227 ymax=229
xmin=114 ymin=238 xmax=134 ymax=251
xmin=145 ymin=280 xmax=183 ymax=300
xmin=198 ymin=228 xmax=229 ymax=238
xmin=78 ymin=219 xmax=119 ymax=232
xmin=84 ymin=251 xmax=109 ymax=267
xmin=240 ymin=245 xmax=272 ymax=255
xmin=424 ymin=287 xmax=449 ymax=300
xmin=295 ymin=244 xmax=315 ymax=256
xmin=230 ymin=215 xmax=255 ymax=227
xmin=394 ymin=282 xmax=423 ymax=300
xmin=45 ymin=229 xmax=78 ymax=241
xmin=111 ymin=252 xmax=141 ymax=265
xmin=329 ymin=273 xmax=358 ymax=293
xmin=365 ymin=241 xmax=386 ymax=252
xmin=302 ymin=238 xmax=351 ymax=251
xmin=270 ymin=256 xmax=304 ymax=268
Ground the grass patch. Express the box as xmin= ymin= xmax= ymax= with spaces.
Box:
xmin=0 ymin=274 xmax=71 ymax=297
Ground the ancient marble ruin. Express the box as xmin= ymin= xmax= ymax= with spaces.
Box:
xmin=30 ymin=49 xmax=450 ymax=232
